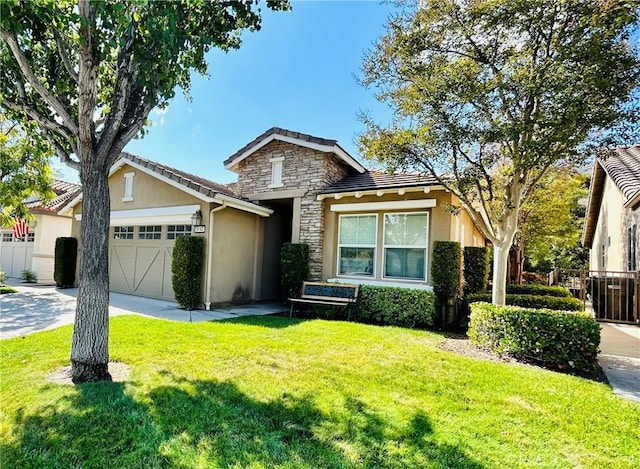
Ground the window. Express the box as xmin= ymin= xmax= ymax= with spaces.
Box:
xmin=383 ymin=212 xmax=428 ymax=280
xmin=601 ymin=244 xmax=606 ymax=269
xmin=1 ymin=233 xmax=12 ymax=242
xmin=629 ymin=225 xmax=637 ymax=271
xmin=167 ymin=225 xmax=192 ymax=240
xmin=26 ymin=232 xmax=35 ymax=243
xmin=337 ymin=214 xmax=377 ymax=277
xmin=138 ymin=225 xmax=162 ymax=240
xmin=122 ymin=172 xmax=135 ymax=201
xmin=114 ymin=226 xmax=134 ymax=240
xmin=268 ymin=156 xmax=284 ymax=188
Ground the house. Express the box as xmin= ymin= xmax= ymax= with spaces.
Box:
xmin=582 ymin=145 xmax=640 ymax=272
xmin=0 ymin=180 xmax=80 ymax=283
xmin=59 ymin=128 xmax=488 ymax=306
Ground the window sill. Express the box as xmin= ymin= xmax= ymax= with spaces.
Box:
xmin=328 ymin=277 xmax=433 ymax=291
xmin=121 ymin=197 xmax=134 ymax=202
xmin=267 ymin=183 xmax=284 ymax=189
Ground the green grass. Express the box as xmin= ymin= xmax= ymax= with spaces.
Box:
xmin=0 ymin=286 xmax=17 ymax=294
xmin=1 ymin=316 xmax=638 ymax=468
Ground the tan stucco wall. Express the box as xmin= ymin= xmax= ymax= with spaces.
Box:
xmin=31 ymin=213 xmax=73 ymax=283
xmin=208 ymin=208 xmax=261 ymax=303
xmin=321 ymin=189 xmax=458 ymax=284
xmin=590 ymin=177 xmax=640 ymax=271
xmin=110 ymin=165 xmax=202 ymax=211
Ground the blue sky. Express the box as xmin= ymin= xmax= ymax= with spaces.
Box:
xmin=54 ymin=1 xmax=398 ymax=184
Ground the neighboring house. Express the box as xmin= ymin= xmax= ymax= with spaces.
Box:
xmin=59 ymin=127 xmax=489 ymax=306
xmin=0 ymin=180 xmax=80 ymax=283
xmin=582 ymin=144 xmax=640 ymax=272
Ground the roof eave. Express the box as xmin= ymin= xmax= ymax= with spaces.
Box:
xmin=317 ymin=184 xmax=447 ymax=200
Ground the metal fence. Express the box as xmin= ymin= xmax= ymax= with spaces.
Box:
xmin=551 ymin=269 xmax=638 ymax=325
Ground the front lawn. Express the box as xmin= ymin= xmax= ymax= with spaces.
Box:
xmin=1 ymin=315 xmax=638 ymax=468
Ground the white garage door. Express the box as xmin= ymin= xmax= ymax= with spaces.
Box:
xmin=109 ymin=225 xmax=185 ymax=301
xmin=0 ymin=232 xmax=34 ymax=278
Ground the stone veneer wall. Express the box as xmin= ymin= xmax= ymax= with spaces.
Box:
xmin=234 ymin=141 xmax=350 ymax=279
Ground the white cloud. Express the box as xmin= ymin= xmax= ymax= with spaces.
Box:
xmin=151 ymin=106 xmax=169 ymax=126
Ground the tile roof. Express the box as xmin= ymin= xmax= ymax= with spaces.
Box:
xmin=26 ymin=180 xmax=81 ymax=214
xmin=601 ymin=145 xmax=640 ymax=205
xmin=224 ymin=127 xmax=338 ymax=166
xmin=320 ymin=171 xmax=441 ymax=194
xmin=120 ymin=152 xmax=239 ymax=199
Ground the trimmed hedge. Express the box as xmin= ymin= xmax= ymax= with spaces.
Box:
xmin=468 ymin=302 xmax=600 ymax=372
xmin=463 ymin=246 xmax=489 ymax=294
xmin=172 ymin=236 xmax=204 ymax=310
xmin=432 ymin=241 xmax=461 ymax=300
xmin=281 ymin=243 xmax=309 ymax=300
xmin=506 ymin=284 xmax=572 ymax=298
xmin=355 ymin=285 xmax=436 ymax=328
xmin=54 ymin=237 xmax=77 ymax=288
xmin=467 ymin=293 xmax=584 ymax=311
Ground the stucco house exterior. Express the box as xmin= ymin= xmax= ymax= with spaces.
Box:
xmin=582 ymin=145 xmax=640 ymax=272
xmin=0 ymin=180 xmax=79 ymax=283
xmin=60 ymin=127 xmax=488 ymax=306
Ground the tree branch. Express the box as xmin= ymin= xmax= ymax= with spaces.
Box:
xmin=53 ymin=28 xmax=79 ymax=84
xmin=0 ymin=28 xmax=78 ymax=135
xmin=2 ymin=99 xmax=74 ymax=142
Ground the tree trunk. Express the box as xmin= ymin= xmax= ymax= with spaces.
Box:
xmin=71 ymin=161 xmax=112 ymax=383
xmin=492 ymin=242 xmax=511 ymax=305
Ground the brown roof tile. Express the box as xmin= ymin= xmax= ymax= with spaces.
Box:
xmin=26 ymin=180 xmax=81 ymax=214
xmin=320 ymin=171 xmax=441 ymax=194
xmin=601 ymin=145 xmax=640 ymax=204
xmin=120 ymin=152 xmax=239 ymax=199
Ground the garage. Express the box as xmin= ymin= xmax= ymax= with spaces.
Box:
xmin=109 ymin=224 xmax=191 ymax=301
xmin=0 ymin=231 xmax=34 ymax=278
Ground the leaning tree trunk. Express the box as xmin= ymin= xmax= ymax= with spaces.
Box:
xmin=71 ymin=160 xmax=112 ymax=383
xmin=491 ymin=209 xmax=520 ymax=306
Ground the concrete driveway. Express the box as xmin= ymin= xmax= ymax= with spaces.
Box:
xmin=599 ymin=323 xmax=640 ymax=402
xmin=0 ymin=280 xmax=286 ymax=339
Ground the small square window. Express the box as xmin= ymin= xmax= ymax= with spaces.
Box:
xmin=167 ymin=225 xmax=192 ymax=240
xmin=26 ymin=233 xmax=35 ymax=243
xmin=138 ymin=225 xmax=162 ymax=240
xmin=114 ymin=226 xmax=134 ymax=240
xmin=1 ymin=233 xmax=13 ymax=242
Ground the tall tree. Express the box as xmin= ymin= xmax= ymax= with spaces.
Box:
xmin=0 ymin=113 xmax=55 ymax=225
xmin=359 ymin=0 xmax=639 ymax=304
xmin=0 ymin=0 xmax=289 ymax=382
xmin=516 ymin=169 xmax=589 ymax=274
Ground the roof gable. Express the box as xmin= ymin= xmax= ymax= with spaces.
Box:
xmin=582 ymin=144 xmax=640 ymax=247
xmin=223 ymin=127 xmax=366 ymax=174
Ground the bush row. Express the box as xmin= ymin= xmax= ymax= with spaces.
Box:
xmin=355 ymin=285 xmax=436 ymax=329
xmin=463 ymin=246 xmax=490 ymax=294
xmin=505 ymin=284 xmax=572 ymax=298
xmin=281 ymin=243 xmax=309 ymax=300
xmin=467 ymin=293 xmax=583 ymax=311
xmin=468 ymin=302 xmax=600 ymax=372
xmin=172 ymin=236 xmax=204 ymax=310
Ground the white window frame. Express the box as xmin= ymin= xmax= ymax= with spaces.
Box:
xmin=122 ymin=172 xmax=135 ymax=202
xmin=26 ymin=232 xmax=35 ymax=243
xmin=337 ymin=213 xmax=378 ymax=279
xmin=138 ymin=225 xmax=162 ymax=240
xmin=382 ymin=211 xmax=429 ymax=282
xmin=1 ymin=233 xmax=13 ymax=242
xmin=114 ymin=226 xmax=134 ymax=240
xmin=268 ymin=156 xmax=284 ymax=189
xmin=167 ymin=224 xmax=192 ymax=240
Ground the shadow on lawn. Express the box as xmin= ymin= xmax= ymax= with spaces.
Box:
xmin=2 ymin=375 xmax=484 ymax=468
xmin=222 ymin=315 xmax=310 ymax=329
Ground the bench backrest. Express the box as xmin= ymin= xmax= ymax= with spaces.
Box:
xmin=300 ymin=282 xmax=359 ymax=303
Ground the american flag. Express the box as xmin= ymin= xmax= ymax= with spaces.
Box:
xmin=12 ymin=217 xmax=29 ymax=240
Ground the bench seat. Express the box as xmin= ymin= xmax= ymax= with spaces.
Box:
xmin=289 ymin=281 xmax=359 ymax=319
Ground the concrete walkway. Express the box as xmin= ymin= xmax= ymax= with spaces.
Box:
xmin=0 ymin=280 xmax=287 ymax=339
xmin=599 ymin=323 xmax=640 ymax=403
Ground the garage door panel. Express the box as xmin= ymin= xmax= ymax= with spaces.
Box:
xmin=110 ymin=246 xmax=135 ymax=291
xmin=0 ymin=242 xmax=33 ymax=277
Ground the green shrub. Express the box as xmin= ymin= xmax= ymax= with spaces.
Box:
xmin=431 ymin=241 xmax=461 ymax=301
xmin=468 ymin=302 xmax=600 ymax=372
xmin=281 ymin=243 xmax=309 ymax=300
xmin=506 ymin=284 xmax=572 ymax=298
xmin=172 ymin=236 xmax=205 ymax=310
xmin=467 ymin=293 xmax=583 ymax=311
xmin=356 ymin=285 xmax=436 ymax=329
xmin=54 ymin=237 xmax=78 ymax=288
xmin=20 ymin=269 xmax=36 ymax=283
xmin=0 ymin=271 xmax=5 ymax=285
xmin=463 ymin=246 xmax=489 ymax=294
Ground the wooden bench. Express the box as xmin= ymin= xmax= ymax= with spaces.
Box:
xmin=289 ymin=281 xmax=359 ymax=320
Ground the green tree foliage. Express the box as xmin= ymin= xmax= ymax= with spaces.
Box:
xmin=519 ymin=169 xmax=589 ymax=271
xmin=54 ymin=237 xmax=78 ymax=288
xmin=0 ymin=0 xmax=289 ymax=382
xmin=359 ymin=0 xmax=640 ymax=305
xmin=431 ymin=241 xmax=461 ymax=302
xmin=0 ymin=114 xmax=55 ymax=226
xmin=463 ymin=246 xmax=489 ymax=294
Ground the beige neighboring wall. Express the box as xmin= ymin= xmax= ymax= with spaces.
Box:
xmin=451 ymin=196 xmax=487 ymax=248
xmin=208 ymin=207 xmax=262 ymax=303
xmin=31 ymin=213 xmax=73 ymax=283
xmin=590 ymin=177 xmax=640 ymax=271
xmin=322 ymin=189 xmax=455 ymax=284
